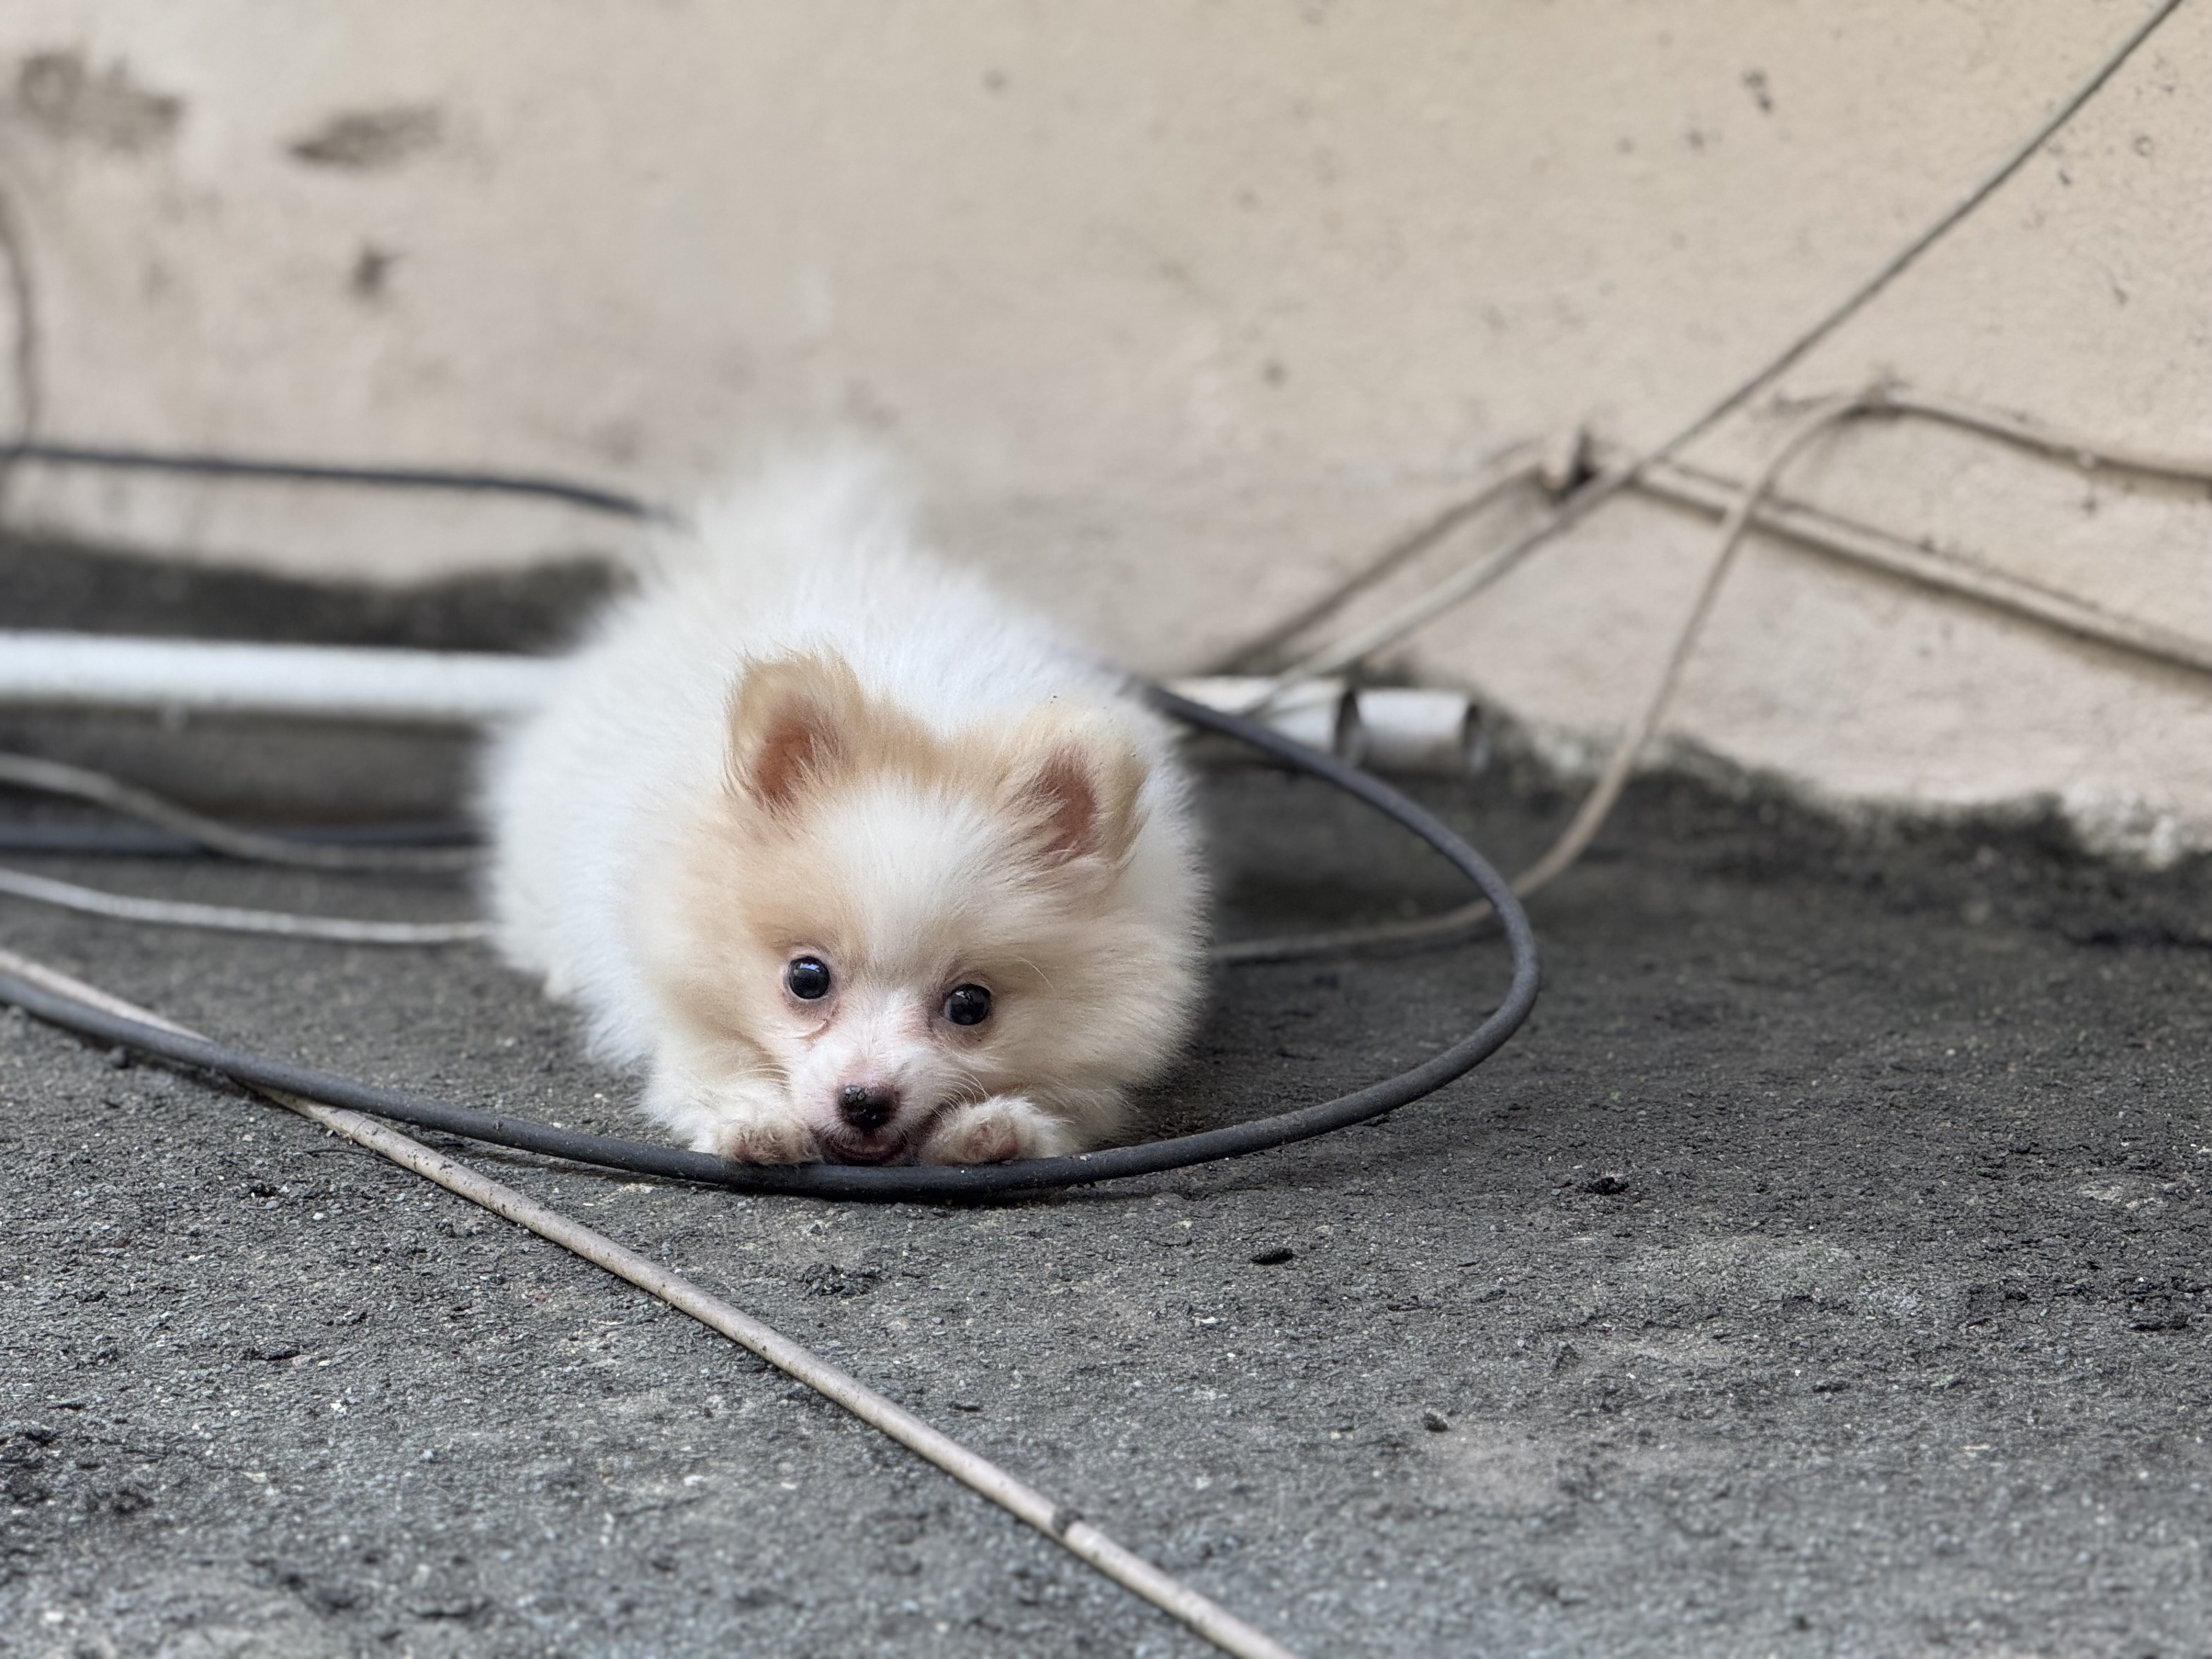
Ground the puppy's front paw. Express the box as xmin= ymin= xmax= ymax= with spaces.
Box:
xmin=697 ymin=1112 xmax=823 ymax=1165
xmin=921 ymin=1096 xmax=1076 ymax=1165
xmin=647 ymin=1062 xmax=821 ymax=1165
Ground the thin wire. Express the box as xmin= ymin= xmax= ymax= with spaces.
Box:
xmin=0 ymin=753 xmax=476 ymax=872
xmin=0 ymin=685 xmax=1528 ymax=968
xmin=1624 ymin=452 xmax=2212 ymax=680
xmin=1869 ymin=385 xmax=2212 ymax=487
xmin=0 ymin=176 xmax=659 ymax=527
xmin=1261 ymin=0 xmax=2187 ymax=688
xmin=1222 ymin=395 xmax=1872 ymax=963
xmin=0 ymin=945 xmax=1303 ymax=1659
xmin=0 ymin=441 xmax=668 ymax=523
xmin=1513 ymin=396 xmax=1872 ymax=894
xmin=22 ymin=362 xmax=2212 ymax=958
xmin=1644 ymin=1 xmax=2187 ymax=465
xmin=1558 ymin=383 xmax=2212 ymax=871
xmin=1204 ymin=443 xmax=1549 ymax=674
xmin=0 ymin=189 xmax=39 ymax=443
xmin=1265 ymin=476 xmax=1625 ymax=691
xmin=0 ymin=864 xmax=488 ymax=944
xmin=0 ymin=3 xmax=2180 ymax=697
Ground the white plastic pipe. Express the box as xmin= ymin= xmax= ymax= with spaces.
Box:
xmin=1165 ymin=678 xmax=1485 ymax=775
xmin=0 ymin=636 xmax=1486 ymax=773
xmin=1346 ymin=686 xmax=1488 ymax=774
xmin=1163 ymin=676 xmax=1351 ymax=757
xmin=0 ymin=631 xmax=556 ymax=725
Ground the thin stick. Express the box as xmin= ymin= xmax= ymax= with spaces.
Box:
xmin=0 ymin=945 xmax=1305 ymax=1659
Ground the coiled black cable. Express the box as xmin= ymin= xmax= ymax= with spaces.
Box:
xmin=0 ymin=686 xmax=1539 ymax=1198
xmin=0 ymin=443 xmax=1538 ymax=1190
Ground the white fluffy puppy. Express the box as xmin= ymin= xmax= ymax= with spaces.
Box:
xmin=482 ymin=457 xmax=1206 ymax=1166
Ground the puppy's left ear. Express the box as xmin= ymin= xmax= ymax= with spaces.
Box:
xmin=1003 ymin=716 xmax=1148 ymax=871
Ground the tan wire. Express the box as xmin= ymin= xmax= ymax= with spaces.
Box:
xmin=0 ymin=943 xmax=1305 ymax=1659
xmin=1219 ymin=396 xmax=1874 ymax=964
xmin=1872 ymin=385 xmax=2212 ymax=488
xmin=1624 ymin=449 xmax=2212 ymax=680
xmin=0 ymin=752 xmax=476 ymax=872
xmin=1205 ymin=442 xmax=1550 ymax=676
xmin=0 ymin=864 xmax=489 ymax=944
xmin=1258 ymin=468 xmax=1633 ymax=695
xmin=0 ymin=749 xmax=486 ymax=944
xmin=1511 ymin=396 xmax=1874 ymax=893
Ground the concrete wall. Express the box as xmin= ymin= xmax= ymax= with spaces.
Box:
xmin=2 ymin=2 xmax=2207 ymax=856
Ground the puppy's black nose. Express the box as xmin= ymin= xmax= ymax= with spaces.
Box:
xmin=838 ymin=1084 xmax=899 ymax=1132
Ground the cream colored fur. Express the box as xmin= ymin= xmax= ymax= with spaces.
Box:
xmin=481 ymin=455 xmax=1206 ymax=1164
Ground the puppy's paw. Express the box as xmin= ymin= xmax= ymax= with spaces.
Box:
xmin=696 ymin=1111 xmax=823 ymax=1166
xmin=921 ymin=1096 xmax=1076 ymax=1165
xmin=645 ymin=1060 xmax=821 ymax=1165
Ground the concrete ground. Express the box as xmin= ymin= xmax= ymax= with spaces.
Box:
xmin=4 ymin=550 xmax=2212 ymax=1658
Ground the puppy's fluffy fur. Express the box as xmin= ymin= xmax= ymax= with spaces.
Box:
xmin=482 ymin=457 xmax=1206 ymax=1165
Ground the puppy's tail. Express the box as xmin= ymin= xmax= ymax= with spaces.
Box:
xmin=642 ymin=443 xmax=915 ymax=586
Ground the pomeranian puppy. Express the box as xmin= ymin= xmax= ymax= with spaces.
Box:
xmin=482 ymin=456 xmax=1206 ymax=1165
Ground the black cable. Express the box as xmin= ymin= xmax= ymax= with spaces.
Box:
xmin=0 ymin=441 xmax=668 ymax=523
xmin=0 ymin=687 xmax=1540 ymax=1198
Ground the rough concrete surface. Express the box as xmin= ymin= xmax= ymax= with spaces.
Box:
xmin=5 ymin=563 xmax=2212 ymax=1657
xmin=7 ymin=753 xmax=2212 ymax=1658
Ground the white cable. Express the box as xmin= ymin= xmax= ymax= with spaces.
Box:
xmin=1169 ymin=676 xmax=1352 ymax=756
xmin=1345 ymin=687 xmax=1485 ymax=774
xmin=0 ymin=865 xmax=488 ymax=944
xmin=0 ymin=944 xmax=1305 ymax=1659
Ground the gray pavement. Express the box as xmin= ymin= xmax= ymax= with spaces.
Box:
xmin=4 ymin=550 xmax=2212 ymax=1657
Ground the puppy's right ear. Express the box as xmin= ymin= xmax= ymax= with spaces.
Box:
xmin=724 ymin=652 xmax=870 ymax=815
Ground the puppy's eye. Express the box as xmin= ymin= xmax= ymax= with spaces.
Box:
xmin=943 ymin=984 xmax=992 ymax=1026
xmin=785 ymin=956 xmax=833 ymax=1000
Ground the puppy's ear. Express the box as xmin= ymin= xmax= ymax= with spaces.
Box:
xmin=725 ymin=652 xmax=872 ymax=814
xmin=1003 ymin=715 xmax=1148 ymax=870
